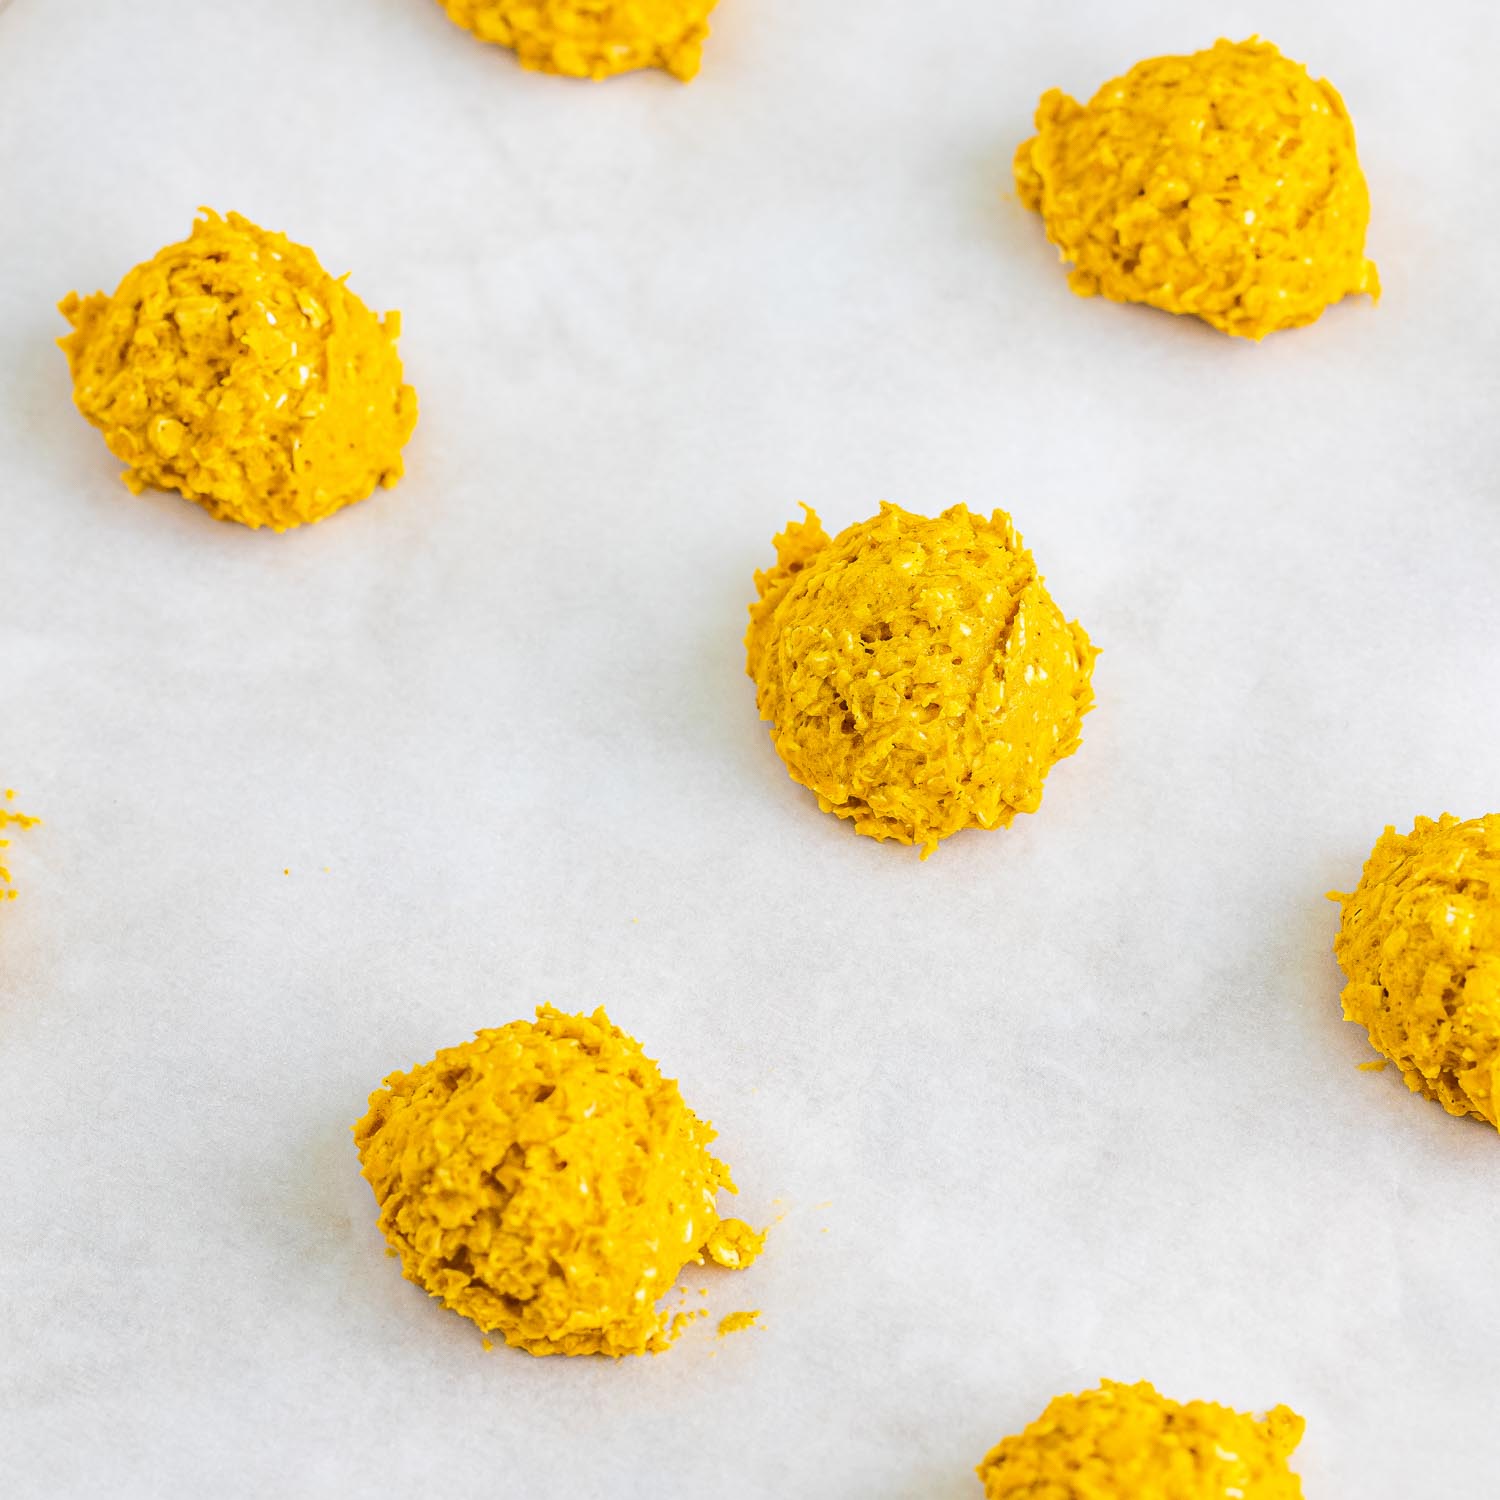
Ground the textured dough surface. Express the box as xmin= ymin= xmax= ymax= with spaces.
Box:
xmin=746 ymin=503 xmax=1096 ymax=856
xmin=1332 ymin=813 xmax=1500 ymax=1131
xmin=977 ymin=1379 xmax=1306 ymax=1498
xmin=1015 ymin=36 xmax=1379 ymax=339
xmin=59 ymin=210 xmax=417 ymax=532
xmin=353 ymin=1005 xmax=761 ymax=1356
xmin=437 ymin=0 xmax=717 ymax=81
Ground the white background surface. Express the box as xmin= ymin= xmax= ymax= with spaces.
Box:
xmin=2 ymin=0 xmax=1498 ymax=1495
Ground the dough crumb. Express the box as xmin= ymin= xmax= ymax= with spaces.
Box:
xmin=704 ymin=1217 xmax=767 ymax=1269
xmin=0 ymin=791 xmax=40 ymax=901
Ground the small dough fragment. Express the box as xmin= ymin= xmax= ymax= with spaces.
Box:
xmin=59 ymin=211 xmax=417 ymax=531
xmin=746 ymin=503 xmax=1096 ymax=856
xmin=0 ymin=791 xmax=39 ymax=901
xmin=1331 ymin=813 xmax=1500 ymax=1131
xmin=353 ymin=1005 xmax=763 ymax=1356
xmin=1015 ymin=37 xmax=1379 ymax=339
xmin=977 ymin=1379 xmax=1306 ymax=1498
xmin=437 ymin=0 xmax=718 ymax=81
xmin=703 ymin=1216 xmax=766 ymax=1269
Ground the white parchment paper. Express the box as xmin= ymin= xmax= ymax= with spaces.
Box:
xmin=2 ymin=0 xmax=1498 ymax=1495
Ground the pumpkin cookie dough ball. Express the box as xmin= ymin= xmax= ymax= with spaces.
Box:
xmin=978 ymin=1380 xmax=1307 ymax=1498
xmin=1015 ymin=37 xmax=1379 ymax=339
xmin=1332 ymin=813 xmax=1500 ymax=1130
xmin=746 ymin=503 xmax=1096 ymax=857
xmin=59 ymin=211 xmax=417 ymax=531
xmin=437 ymin=0 xmax=718 ymax=82
xmin=354 ymin=1005 xmax=764 ymax=1356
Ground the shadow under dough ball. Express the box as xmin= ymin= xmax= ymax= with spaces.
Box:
xmin=1332 ymin=812 xmax=1500 ymax=1131
xmin=59 ymin=210 xmax=417 ymax=532
xmin=978 ymin=1380 xmax=1307 ymax=1498
xmin=746 ymin=503 xmax=1096 ymax=857
xmin=1015 ymin=36 xmax=1380 ymax=339
xmin=354 ymin=1005 xmax=765 ymax=1356
xmin=436 ymin=0 xmax=719 ymax=81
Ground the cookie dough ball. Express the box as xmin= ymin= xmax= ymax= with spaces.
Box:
xmin=1015 ymin=37 xmax=1379 ymax=339
xmin=1332 ymin=813 xmax=1500 ymax=1130
xmin=59 ymin=211 xmax=417 ymax=531
xmin=354 ymin=1005 xmax=763 ymax=1356
xmin=437 ymin=0 xmax=718 ymax=82
xmin=978 ymin=1380 xmax=1307 ymax=1498
xmin=745 ymin=503 xmax=1096 ymax=856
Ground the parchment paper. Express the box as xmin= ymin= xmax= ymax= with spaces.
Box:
xmin=2 ymin=1 xmax=1498 ymax=1495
